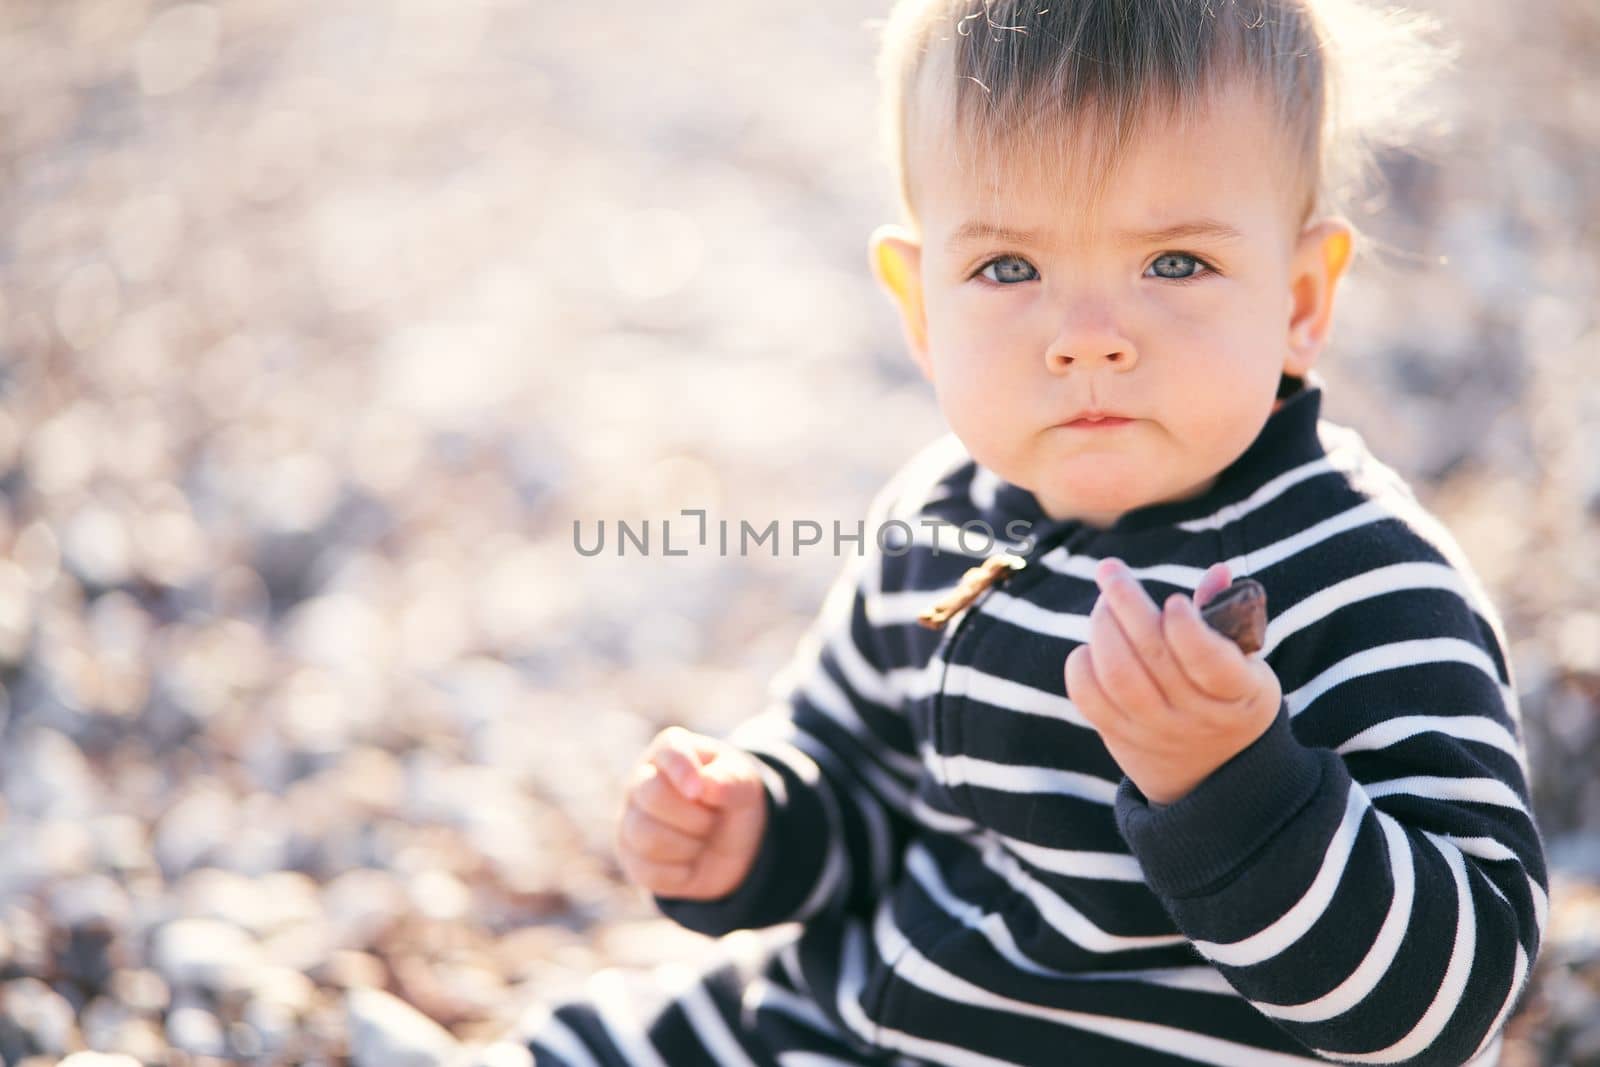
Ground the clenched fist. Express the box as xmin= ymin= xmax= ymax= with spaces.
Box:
xmin=616 ymin=726 xmax=770 ymax=901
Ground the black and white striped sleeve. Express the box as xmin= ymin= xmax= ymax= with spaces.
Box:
xmin=1113 ymin=547 xmax=1548 ymax=1066
xmin=651 ymin=476 xmax=922 ymax=937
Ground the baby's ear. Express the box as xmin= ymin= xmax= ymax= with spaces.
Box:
xmin=867 ymin=224 xmax=932 ymax=380
xmin=1284 ymin=215 xmax=1355 ymax=378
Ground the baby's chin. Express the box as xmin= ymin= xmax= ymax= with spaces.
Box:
xmin=1022 ymin=472 xmax=1144 ymax=519
xmin=1031 ymin=459 xmax=1222 ymax=521
xmin=1029 ymin=454 xmax=1150 ymax=498
xmin=968 ymin=436 xmax=1171 ymax=508
xmin=1042 ymin=462 xmax=1226 ymax=519
xmin=1034 ymin=488 xmax=1143 ymax=525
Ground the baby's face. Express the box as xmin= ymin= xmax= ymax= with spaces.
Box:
xmin=872 ymin=79 xmax=1351 ymax=529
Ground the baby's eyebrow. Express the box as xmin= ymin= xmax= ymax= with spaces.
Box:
xmin=944 ymin=218 xmax=1245 ymax=252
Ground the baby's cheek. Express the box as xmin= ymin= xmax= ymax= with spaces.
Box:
xmin=941 ymin=379 xmax=1014 ymax=439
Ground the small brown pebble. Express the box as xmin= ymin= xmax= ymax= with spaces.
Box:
xmin=1198 ymin=578 xmax=1268 ymax=654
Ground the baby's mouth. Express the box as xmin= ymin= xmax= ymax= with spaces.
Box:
xmin=1060 ymin=415 xmax=1134 ymax=429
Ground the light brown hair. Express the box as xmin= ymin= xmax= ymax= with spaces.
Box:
xmin=871 ymin=0 xmax=1460 ymax=261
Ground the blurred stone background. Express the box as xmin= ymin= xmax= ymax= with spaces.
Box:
xmin=0 ymin=0 xmax=1595 ymax=1064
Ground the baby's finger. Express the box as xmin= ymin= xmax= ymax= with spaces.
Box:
xmin=1065 ymin=643 xmax=1120 ymax=732
xmin=620 ymin=806 xmax=704 ymax=863
xmin=1092 ymin=558 xmax=1201 ymax=712
xmin=649 ymin=730 xmax=708 ymax=801
xmin=1162 ymin=593 xmax=1255 ymax=702
xmin=695 ymin=750 xmax=763 ymax=810
xmin=1194 ymin=562 xmax=1233 ymax=610
xmin=1088 ymin=592 xmax=1169 ymax=715
xmin=630 ymin=762 xmax=717 ymax=838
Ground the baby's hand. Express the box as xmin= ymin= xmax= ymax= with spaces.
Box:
xmin=1065 ymin=558 xmax=1283 ymax=806
xmin=616 ymin=726 xmax=769 ymax=901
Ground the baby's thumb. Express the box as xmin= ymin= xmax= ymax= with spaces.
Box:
xmin=652 ymin=729 xmax=712 ymax=801
xmin=694 ymin=749 xmax=759 ymax=809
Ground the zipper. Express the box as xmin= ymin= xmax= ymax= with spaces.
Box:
xmin=916 ymin=552 xmax=1027 ymax=629
xmin=919 ymin=521 xmax=1090 ymax=808
xmin=864 ymin=521 xmax=1088 ymax=1030
xmin=917 ymin=520 xmax=1089 ymax=634
xmin=863 ymin=521 xmax=1092 ymax=1034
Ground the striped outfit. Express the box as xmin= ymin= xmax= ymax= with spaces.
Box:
xmin=517 ymin=374 xmax=1547 ymax=1066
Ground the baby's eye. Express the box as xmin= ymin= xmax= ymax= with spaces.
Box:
xmin=1145 ymin=252 xmax=1215 ymax=283
xmin=973 ymin=255 xmax=1038 ymax=285
xmin=971 ymin=251 xmax=1219 ymax=287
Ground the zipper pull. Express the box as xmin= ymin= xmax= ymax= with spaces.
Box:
xmin=917 ymin=552 xmax=1028 ymax=629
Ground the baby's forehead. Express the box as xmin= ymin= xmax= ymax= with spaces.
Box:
xmin=910 ymin=93 xmax=1300 ymax=243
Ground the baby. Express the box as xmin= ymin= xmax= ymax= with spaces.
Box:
xmin=515 ymin=1 xmax=1548 ymax=1064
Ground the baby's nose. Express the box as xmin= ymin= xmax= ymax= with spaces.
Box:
xmin=1044 ymin=310 xmax=1138 ymax=371
xmin=1046 ymin=345 xmax=1137 ymax=371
